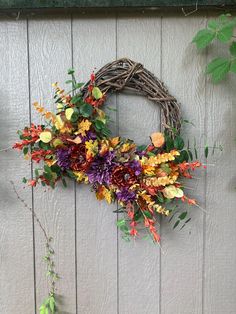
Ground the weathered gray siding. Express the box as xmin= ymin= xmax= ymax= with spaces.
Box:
xmin=0 ymin=12 xmax=236 ymax=314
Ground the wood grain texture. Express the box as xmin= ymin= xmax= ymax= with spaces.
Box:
xmin=1 ymin=0 xmax=235 ymax=9
xmin=117 ymin=12 xmax=161 ymax=314
xmin=0 ymin=19 xmax=35 ymax=314
xmin=1 ymin=12 xmax=236 ymax=314
xmin=72 ymin=15 xmax=118 ymax=314
xmin=204 ymin=14 xmax=236 ymax=314
xmin=161 ymin=14 xmax=207 ymax=314
xmin=28 ymin=16 xmax=77 ymax=314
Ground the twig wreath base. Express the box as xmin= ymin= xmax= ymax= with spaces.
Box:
xmin=13 ymin=58 xmax=203 ymax=243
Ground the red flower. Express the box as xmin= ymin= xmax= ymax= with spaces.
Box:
xmin=111 ymin=165 xmax=137 ymax=188
xmin=28 ymin=179 xmax=37 ymax=187
xmin=70 ymin=143 xmax=91 ymax=171
xmin=130 ymin=228 xmax=138 ymax=236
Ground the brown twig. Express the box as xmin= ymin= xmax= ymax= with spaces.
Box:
xmin=81 ymin=58 xmax=181 ymax=137
xmin=10 ymin=180 xmax=49 ymax=241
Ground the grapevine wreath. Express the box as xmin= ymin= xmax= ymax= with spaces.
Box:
xmin=14 ymin=58 xmax=203 ymax=243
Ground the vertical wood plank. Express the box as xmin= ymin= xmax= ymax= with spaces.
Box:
xmin=117 ymin=12 xmax=161 ymax=314
xmin=28 ymin=16 xmax=77 ymax=313
xmin=204 ymin=14 xmax=236 ymax=314
xmin=0 ymin=19 xmax=35 ymax=314
xmin=72 ymin=14 xmax=118 ymax=314
xmin=161 ymin=14 xmax=206 ymax=314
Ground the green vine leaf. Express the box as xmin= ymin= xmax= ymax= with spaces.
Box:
xmin=230 ymin=60 xmax=236 ymax=73
xmin=230 ymin=42 xmax=236 ymax=56
xmin=206 ymin=58 xmax=231 ymax=83
xmin=216 ymin=21 xmax=236 ymax=43
xmin=192 ymin=29 xmax=215 ymax=49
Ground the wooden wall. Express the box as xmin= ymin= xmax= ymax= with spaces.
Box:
xmin=0 ymin=11 xmax=236 ymax=314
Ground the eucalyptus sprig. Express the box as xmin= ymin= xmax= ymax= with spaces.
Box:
xmin=192 ymin=13 xmax=236 ymax=83
xmin=10 ymin=181 xmax=59 ymax=314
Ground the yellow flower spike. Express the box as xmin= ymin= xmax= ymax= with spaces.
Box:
xmin=52 ymin=82 xmax=58 ymax=87
xmin=76 ymin=119 xmax=92 ymax=137
xmin=85 ymin=140 xmax=98 ymax=158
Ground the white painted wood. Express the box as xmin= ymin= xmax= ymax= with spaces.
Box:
xmin=0 ymin=19 xmax=35 ymax=314
xmin=28 ymin=16 xmax=77 ymax=313
xmin=204 ymin=14 xmax=236 ymax=314
xmin=161 ymin=14 xmax=207 ymax=314
xmin=117 ymin=12 xmax=161 ymax=314
xmin=72 ymin=14 xmax=118 ymax=314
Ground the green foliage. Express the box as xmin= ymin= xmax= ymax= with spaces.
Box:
xmin=192 ymin=14 xmax=236 ymax=83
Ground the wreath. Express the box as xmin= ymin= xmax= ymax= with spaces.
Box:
xmin=13 ymin=58 xmax=203 ymax=243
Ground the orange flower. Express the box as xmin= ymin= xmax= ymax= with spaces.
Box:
xmin=150 ymin=132 xmax=165 ymax=148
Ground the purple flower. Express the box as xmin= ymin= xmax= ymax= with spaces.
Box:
xmin=56 ymin=148 xmax=71 ymax=170
xmin=116 ymin=188 xmax=136 ymax=203
xmin=125 ymin=159 xmax=142 ymax=176
xmin=80 ymin=131 xmax=97 ymax=143
xmin=87 ymin=151 xmax=116 ymax=185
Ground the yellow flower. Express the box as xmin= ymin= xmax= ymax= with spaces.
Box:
xmin=120 ymin=142 xmax=136 ymax=153
xmin=76 ymin=119 xmax=92 ymax=137
xmin=85 ymin=140 xmax=98 ymax=158
xmin=96 ymin=185 xmax=113 ymax=204
xmin=143 ymin=150 xmax=180 ymax=166
xmin=144 ymin=174 xmax=178 ymax=187
xmin=153 ymin=204 xmax=170 ymax=216
xmin=73 ymin=171 xmax=88 ymax=183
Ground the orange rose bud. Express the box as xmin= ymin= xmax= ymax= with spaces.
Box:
xmin=150 ymin=132 xmax=165 ymax=148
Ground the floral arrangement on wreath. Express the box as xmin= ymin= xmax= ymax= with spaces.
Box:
xmin=13 ymin=59 xmax=204 ymax=243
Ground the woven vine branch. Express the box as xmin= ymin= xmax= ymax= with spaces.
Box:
xmin=81 ymin=58 xmax=181 ymax=135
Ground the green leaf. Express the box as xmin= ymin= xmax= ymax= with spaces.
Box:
xmin=178 ymin=211 xmax=187 ymax=220
xmin=62 ymin=177 xmax=67 ymax=187
xmin=143 ymin=210 xmax=152 ymax=219
xmin=92 ymin=87 xmax=103 ymax=100
xmin=120 ymin=225 xmax=129 ymax=234
xmin=39 ymin=141 xmax=51 ymax=150
xmin=74 ymin=82 xmax=84 ymax=89
xmin=174 ymin=136 xmax=184 ymax=150
xmin=49 ymin=296 xmax=55 ymax=312
xmin=206 ymin=58 xmax=231 ymax=83
xmin=35 ymin=168 xmax=40 ymax=178
xmin=175 ymin=150 xmax=189 ymax=163
xmin=205 ymin=146 xmax=209 ymax=158
xmin=173 ymin=220 xmax=180 ymax=229
xmin=94 ymin=119 xmax=105 ymax=130
xmin=44 ymin=165 xmax=52 ymax=173
xmin=71 ymin=95 xmax=81 ymax=105
xmin=230 ymin=42 xmax=236 ymax=56
xmin=187 ymin=149 xmax=193 ymax=161
xmin=65 ymin=79 xmax=73 ymax=84
xmin=165 ymin=135 xmax=174 ymax=152
xmin=230 ymin=60 xmax=236 ymax=73
xmin=208 ymin=19 xmax=218 ymax=30
xmin=67 ymin=68 xmax=75 ymax=75
xmin=192 ymin=29 xmax=215 ymax=49
xmin=22 ymin=177 xmax=27 ymax=184
xmin=117 ymin=219 xmax=125 ymax=227
xmin=217 ymin=21 xmax=235 ymax=43
xmin=80 ymin=103 xmax=93 ymax=117
xmin=137 ymin=145 xmax=147 ymax=151
xmin=23 ymin=146 xmax=28 ymax=155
